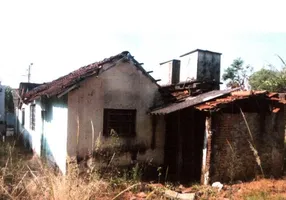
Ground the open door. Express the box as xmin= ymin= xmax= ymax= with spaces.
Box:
xmin=164 ymin=108 xmax=205 ymax=183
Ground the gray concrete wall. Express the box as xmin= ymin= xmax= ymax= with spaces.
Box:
xmin=67 ymin=60 xmax=165 ymax=166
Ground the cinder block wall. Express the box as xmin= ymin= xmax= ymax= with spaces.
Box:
xmin=210 ymin=110 xmax=285 ymax=183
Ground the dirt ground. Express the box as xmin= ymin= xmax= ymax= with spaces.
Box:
xmin=215 ymin=178 xmax=286 ymax=200
xmin=117 ymin=178 xmax=286 ymax=199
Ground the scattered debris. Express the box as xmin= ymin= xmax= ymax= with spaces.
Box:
xmin=112 ymin=183 xmax=141 ymax=200
xmin=182 ymin=187 xmax=194 ymax=194
xmin=212 ymin=182 xmax=223 ymax=191
xmin=136 ymin=192 xmax=147 ymax=198
xmin=164 ymin=189 xmax=195 ymax=200
xmin=148 ymin=183 xmax=165 ymax=189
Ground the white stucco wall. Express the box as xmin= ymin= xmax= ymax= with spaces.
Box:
xmin=18 ymin=98 xmax=68 ymax=174
xmin=43 ymin=101 xmax=68 ymax=174
xmin=67 ymin=60 xmax=165 ymax=166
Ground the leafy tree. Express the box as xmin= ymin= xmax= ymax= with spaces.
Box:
xmin=222 ymin=58 xmax=253 ymax=89
xmin=249 ymin=55 xmax=286 ymax=92
xmin=249 ymin=68 xmax=280 ymax=92
xmin=5 ymin=86 xmax=14 ymax=113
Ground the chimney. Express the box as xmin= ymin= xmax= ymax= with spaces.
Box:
xmin=180 ymin=49 xmax=221 ymax=89
xmin=158 ymin=59 xmax=181 ymax=85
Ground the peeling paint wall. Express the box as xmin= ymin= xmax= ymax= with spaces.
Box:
xmin=67 ymin=61 xmax=165 ymax=166
xmin=210 ymin=110 xmax=285 ymax=183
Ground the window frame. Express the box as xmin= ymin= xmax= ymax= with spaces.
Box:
xmin=30 ymin=104 xmax=36 ymax=131
xmin=103 ymin=109 xmax=136 ymax=137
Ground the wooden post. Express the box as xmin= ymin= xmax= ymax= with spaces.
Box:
xmin=201 ymin=114 xmax=212 ymax=185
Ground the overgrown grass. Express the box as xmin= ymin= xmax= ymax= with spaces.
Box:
xmin=0 ymin=137 xmax=113 ymax=200
xmin=0 ymin=137 xmax=167 ymax=200
xmin=1 ymin=133 xmax=285 ymax=200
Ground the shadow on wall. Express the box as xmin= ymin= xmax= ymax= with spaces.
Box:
xmin=6 ymin=112 xmax=16 ymax=128
xmin=19 ymin=123 xmax=61 ymax=173
xmin=40 ymin=97 xmax=68 ymax=174
xmin=18 ymin=117 xmax=32 ymax=151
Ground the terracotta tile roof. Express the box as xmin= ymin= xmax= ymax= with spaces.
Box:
xmin=151 ymin=89 xmax=286 ymax=115
xmin=23 ymin=51 xmax=158 ymax=103
xmin=195 ymin=90 xmax=284 ymax=111
xmin=150 ymin=88 xmax=239 ymax=115
xmin=19 ymin=82 xmax=42 ymax=97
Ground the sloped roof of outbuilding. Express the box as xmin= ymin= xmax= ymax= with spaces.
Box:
xmin=150 ymin=89 xmax=285 ymax=115
xmin=150 ymin=88 xmax=240 ymax=115
xmin=195 ymin=90 xmax=284 ymax=111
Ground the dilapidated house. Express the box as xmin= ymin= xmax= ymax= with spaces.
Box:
xmin=17 ymin=49 xmax=285 ymax=184
xmin=18 ymin=51 xmax=165 ymax=174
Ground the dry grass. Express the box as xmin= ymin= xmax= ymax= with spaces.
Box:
xmin=1 ymin=135 xmax=286 ymax=200
xmin=0 ymin=137 xmax=167 ymax=200
xmin=0 ymin=137 xmax=114 ymax=200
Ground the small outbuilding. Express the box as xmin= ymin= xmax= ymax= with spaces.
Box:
xmin=151 ymin=89 xmax=286 ymax=184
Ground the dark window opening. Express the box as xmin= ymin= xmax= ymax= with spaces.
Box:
xmin=22 ymin=109 xmax=25 ymax=126
xmin=30 ymin=104 xmax=36 ymax=130
xmin=103 ymin=109 xmax=136 ymax=137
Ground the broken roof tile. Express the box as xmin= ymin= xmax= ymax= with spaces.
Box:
xmin=272 ymin=108 xmax=280 ymax=113
xmin=151 ymin=89 xmax=285 ymax=114
xmin=150 ymin=88 xmax=239 ymax=115
xmin=23 ymin=51 xmax=158 ymax=103
xmin=231 ymin=91 xmax=253 ymax=96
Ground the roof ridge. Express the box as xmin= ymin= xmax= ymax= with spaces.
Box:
xmin=24 ymin=51 xmax=129 ymax=102
xmin=23 ymin=51 xmax=160 ymax=103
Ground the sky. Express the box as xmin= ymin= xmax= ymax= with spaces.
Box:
xmin=1 ymin=0 xmax=286 ymax=88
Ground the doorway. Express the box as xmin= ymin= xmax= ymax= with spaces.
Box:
xmin=164 ymin=108 xmax=205 ymax=183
